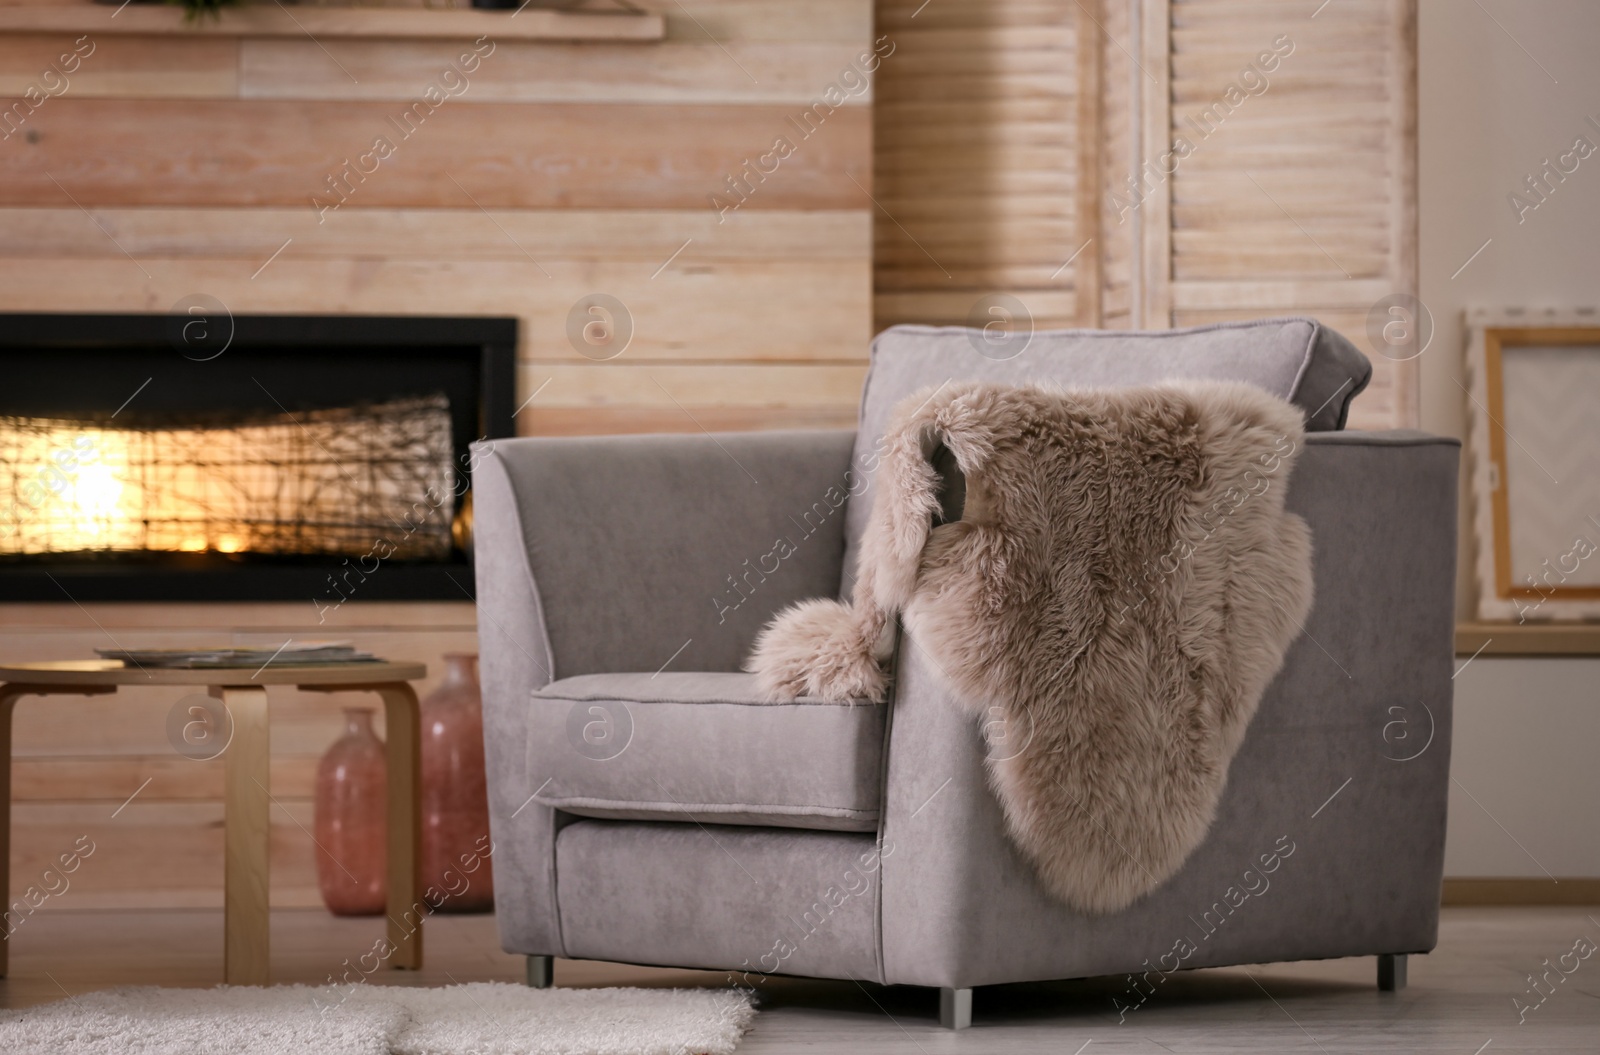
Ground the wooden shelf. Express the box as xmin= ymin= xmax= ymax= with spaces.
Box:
xmin=1456 ymin=621 xmax=1600 ymax=657
xmin=0 ymin=4 xmax=664 ymax=41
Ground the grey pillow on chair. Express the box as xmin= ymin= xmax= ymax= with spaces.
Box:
xmin=857 ymin=316 xmax=1371 ymax=447
xmin=840 ymin=317 xmax=1371 ymax=590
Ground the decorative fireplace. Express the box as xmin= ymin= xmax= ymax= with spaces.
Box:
xmin=0 ymin=314 xmax=516 ymax=602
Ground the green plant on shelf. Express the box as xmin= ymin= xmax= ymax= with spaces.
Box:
xmin=168 ymin=0 xmax=244 ymax=24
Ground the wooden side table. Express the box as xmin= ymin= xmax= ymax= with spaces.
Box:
xmin=0 ymin=659 xmax=427 ymax=986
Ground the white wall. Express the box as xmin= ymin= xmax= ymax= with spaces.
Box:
xmin=1447 ymin=659 xmax=1600 ymax=876
xmin=1419 ymin=0 xmax=1600 ymax=877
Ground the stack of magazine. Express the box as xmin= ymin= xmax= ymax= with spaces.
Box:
xmin=96 ymin=641 xmax=379 ymax=669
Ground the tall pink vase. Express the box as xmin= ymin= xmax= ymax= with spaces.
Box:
xmin=313 ymin=707 xmax=387 ymax=916
xmin=420 ymin=653 xmax=495 ymax=912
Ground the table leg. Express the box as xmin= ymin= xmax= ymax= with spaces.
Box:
xmin=376 ymin=683 xmax=423 ymax=970
xmin=216 ymin=685 xmax=271 ymax=986
xmin=0 ymin=686 xmax=20 ymax=980
xmin=0 ymin=683 xmax=116 ymax=980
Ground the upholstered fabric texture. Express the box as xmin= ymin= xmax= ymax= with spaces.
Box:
xmin=555 ymin=821 xmax=886 ymax=982
xmin=471 ymin=351 xmax=1458 ymax=993
xmin=750 ymin=381 xmax=1315 ymax=913
xmin=876 ymin=431 xmax=1460 ymax=989
xmin=483 ymin=430 xmax=856 ymax=679
xmin=471 ymin=431 xmax=857 ymax=956
xmin=528 ymin=672 xmax=885 ymax=831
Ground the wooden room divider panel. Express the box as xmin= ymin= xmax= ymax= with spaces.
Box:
xmin=875 ymin=0 xmax=1420 ymax=429
xmin=874 ymin=0 xmax=1082 ymax=333
xmin=1156 ymin=0 xmax=1419 ymax=428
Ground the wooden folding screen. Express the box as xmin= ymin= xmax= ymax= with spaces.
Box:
xmin=876 ymin=0 xmax=1419 ymax=428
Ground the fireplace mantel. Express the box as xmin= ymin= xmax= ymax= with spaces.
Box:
xmin=0 ymin=4 xmax=665 ymax=42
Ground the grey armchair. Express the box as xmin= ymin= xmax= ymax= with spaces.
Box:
xmin=472 ymin=319 xmax=1458 ymax=1027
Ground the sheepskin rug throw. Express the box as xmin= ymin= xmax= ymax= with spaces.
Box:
xmin=0 ymin=983 xmax=756 ymax=1055
xmin=749 ymin=380 xmax=1313 ymax=913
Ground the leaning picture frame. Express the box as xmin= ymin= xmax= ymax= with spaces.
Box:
xmin=1465 ymin=306 xmax=1600 ymax=623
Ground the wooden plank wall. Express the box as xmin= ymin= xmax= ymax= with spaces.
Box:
xmin=0 ymin=0 xmax=875 ymax=436
xmin=0 ymin=0 xmax=874 ymax=909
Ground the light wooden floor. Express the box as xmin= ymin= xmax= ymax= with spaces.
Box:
xmin=2 ymin=906 xmax=1596 ymax=1051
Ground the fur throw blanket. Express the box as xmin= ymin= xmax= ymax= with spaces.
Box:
xmin=747 ymin=380 xmax=1314 ymax=913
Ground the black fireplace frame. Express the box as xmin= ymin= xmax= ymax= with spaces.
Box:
xmin=0 ymin=313 xmax=517 ymax=603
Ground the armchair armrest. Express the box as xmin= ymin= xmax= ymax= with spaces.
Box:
xmin=470 ymin=429 xmax=855 ymax=954
xmin=877 ymin=429 xmax=1461 ymax=989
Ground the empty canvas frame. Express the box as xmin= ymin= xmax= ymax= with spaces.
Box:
xmin=1466 ymin=307 xmax=1600 ymax=623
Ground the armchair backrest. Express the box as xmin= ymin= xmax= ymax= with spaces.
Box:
xmin=841 ymin=317 xmax=1372 ymax=591
xmin=477 ymin=431 xmax=856 ymax=679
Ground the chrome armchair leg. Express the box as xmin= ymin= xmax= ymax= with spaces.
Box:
xmin=938 ymin=987 xmax=972 ymax=1029
xmin=1378 ymin=953 xmax=1407 ymax=991
xmin=526 ymin=955 xmax=553 ymax=989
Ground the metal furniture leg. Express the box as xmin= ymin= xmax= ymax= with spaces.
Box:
xmin=938 ymin=987 xmax=972 ymax=1029
xmin=1378 ymin=953 xmax=1407 ymax=991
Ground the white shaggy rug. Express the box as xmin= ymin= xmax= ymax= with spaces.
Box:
xmin=0 ymin=983 xmax=756 ymax=1055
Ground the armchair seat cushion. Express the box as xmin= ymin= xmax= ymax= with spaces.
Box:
xmin=527 ymin=672 xmax=885 ymax=832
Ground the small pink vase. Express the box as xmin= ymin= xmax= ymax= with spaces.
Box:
xmin=313 ymin=707 xmax=388 ymax=917
xmin=420 ymin=653 xmax=495 ymax=912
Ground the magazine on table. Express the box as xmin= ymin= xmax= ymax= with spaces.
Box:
xmin=95 ymin=641 xmax=380 ymax=669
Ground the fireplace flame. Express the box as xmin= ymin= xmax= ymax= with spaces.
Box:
xmin=4 ymin=397 xmax=456 ymax=560
xmin=66 ymin=460 xmax=124 ymax=535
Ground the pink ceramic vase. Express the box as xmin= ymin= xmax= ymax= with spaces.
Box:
xmin=420 ymin=653 xmax=495 ymax=912
xmin=313 ymin=707 xmax=388 ymax=916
